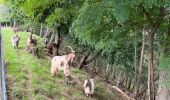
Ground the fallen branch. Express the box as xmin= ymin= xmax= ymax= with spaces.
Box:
xmin=112 ymin=85 xmax=135 ymax=100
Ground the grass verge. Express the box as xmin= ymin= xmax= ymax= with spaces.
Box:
xmin=2 ymin=27 xmax=121 ymax=100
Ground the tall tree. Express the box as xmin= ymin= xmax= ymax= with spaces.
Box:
xmin=71 ymin=0 xmax=169 ymax=99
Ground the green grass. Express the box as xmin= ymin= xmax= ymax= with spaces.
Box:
xmin=2 ymin=27 xmax=121 ymax=100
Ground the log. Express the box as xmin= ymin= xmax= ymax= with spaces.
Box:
xmin=112 ymin=85 xmax=135 ymax=100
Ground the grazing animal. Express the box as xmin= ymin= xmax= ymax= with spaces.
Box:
xmin=83 ymin=78 xmax=95 ymax=97
xmin=28 ymin=44 xmax=39 ymax=58
xmin=50 ymin=46 xmax=75 ymax=77
xmin=27 ymin=33 xmax=37 ymax=47
xmin=27 ymin=33 xmax=32 ymax=46
xmin=11 ymin=34 xmax=20 ymax=49
xmin=46 ymin=43 xmax=58 ymax=55
xmin=26 ymin=33 xmax=39 ymax=57
xmin=46 ymin=38 xmax=63 ymax=55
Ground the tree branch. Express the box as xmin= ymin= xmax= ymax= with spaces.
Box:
xmin=84 ymin=50 xmax=102 ymax=65
xmin=150 ymin=6 xmax=165 ymax=35
xmin=140 ymin=5 xmax=154 ymax=25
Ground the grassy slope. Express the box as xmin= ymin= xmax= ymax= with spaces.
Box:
xmin=2 ymin=27 xmax=121 ymax=100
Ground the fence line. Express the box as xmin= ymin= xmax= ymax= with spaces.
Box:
xmin=0 ymin=24 xmax=7 ymax=100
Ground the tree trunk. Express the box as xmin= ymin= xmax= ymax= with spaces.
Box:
xmin=83 ymin=50 xmax=102 ymax=65
xmin=79 ymin=52 xmax=90 ymax=69
xmin=127 ymin=77 xmax=132 ymax=90
xmin=148 ymin=16 xmax=164 ymax=100
xmin=43 ymin=27 xmax=49 ymax=39
xmin=40 ymin=24 xmax=43 ymax=37
xmin=148 ymin=27 xmax=155 ymax=100
xmin=54 ymin=29 xmax=59 ymax=44
xmin=124 ymin=73 xmax=129 ymax=87
xmin=79 ymin=51 xmax=101 ymax=69
xmin=49 ymin=31 xmax=55 ymax=43
xmin=13 ymin=21 xmax=16 ymax=27
xmin=131 ymin=79 xmax=136 ymax=91
xmin=134 ymin=31 xmax=137 ymax=84
xmin=51 ymin=28 xmax=60 ymax=56
xmin=5 ymin=22 xmax=7 ymax=27
xmin=117 ymin=71 xmax=122 ymax=86
xmin=121 ymin=73 xmax=126 ymax=85
xmin=94 ymin=59 xmax=98 ymax=73
xmin=10 ymin=21 xmax=12 ymax=27
xmin=105 ymin=64 xmax=111 ymax=82
xmin=111 ymin=55 xmax=119 ymax=80
xmin=142 ymin=6 xmax=164 ymax=100
xmin=136 ymin=29 xmax=146 ymax=95
xmin=111 ymin=64 xmax=116 ymax=80
xmin=56 ymin=27 xmax=61 ymax=56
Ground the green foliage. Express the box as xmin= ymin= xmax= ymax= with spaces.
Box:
xmin=5 ymin=0 xmax=85 ymax=38
xmin=45 ymin=8 xmax=62 ymax=29
xmin=159 ymin=56 xmax=170 ymax=70
xmin=70 ymin=0 xmax=170 ymax=84
xmin=0 ymin=4 xmax=10 ymax=22
xmin=71 ymin=0 xmax=137 ymax=66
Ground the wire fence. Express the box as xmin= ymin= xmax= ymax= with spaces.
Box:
xmin=0 ymin=24 xmax=7 ymax=100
